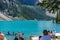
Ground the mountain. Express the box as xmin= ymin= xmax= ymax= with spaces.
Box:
xmin=19 ymin=0 xmax=38 ymax=5
xmin=0 ymin=0 xmax=56 ymax=20
xmin=20 ymin=5 xmax=56 ymax=20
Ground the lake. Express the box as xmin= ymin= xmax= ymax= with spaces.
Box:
xmin=0 ymin=20 xmax=60 ymax=40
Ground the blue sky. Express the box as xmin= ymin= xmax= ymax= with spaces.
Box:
xmin=19 ymin=0 xmax=39 ymax=5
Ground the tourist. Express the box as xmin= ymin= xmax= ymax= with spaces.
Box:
xmin=6 ymin=31 xmax=11 ymax=35
xmin=0 ymin=32 xmax=4 ymax=40
xmin=18 ymin=33 xmax=24 ymax=40
xmin=39 ymin=36 xmax=42 ymax=40
xmin=48 ymin=30 xmax=52 ymax=36
xmin=14 ymin=34 xmax=18 ymax=40
xmin=40 ymin=30 xmax=51 ymax=40
xmin=52 ymin=30 xmax=56 ymax=40
xmin=12 ymin=32 xmax=15 ymax=36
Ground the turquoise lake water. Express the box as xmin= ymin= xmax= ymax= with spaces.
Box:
xmin=0 ymin=20 xmax=60 ymax=40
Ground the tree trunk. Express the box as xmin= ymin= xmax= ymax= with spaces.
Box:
xmin=56 ymin=9 xmax=59 ymax=23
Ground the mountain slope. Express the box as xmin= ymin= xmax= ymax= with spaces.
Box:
xmin=19 ymin=5 xmax=55 ymax=20
xmin=0 ymin=12 xmax=12 ymax=20
xmin=0 ymin=0 xmax=56 ymax=20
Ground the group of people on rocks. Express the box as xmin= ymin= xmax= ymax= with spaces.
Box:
xmin=0 ymin=32 xmax=24 ymax=40
xmin=0 ymin=30 xmax=56 ymax=40
xmin=6 ymin=32 xmax=24 ymax=40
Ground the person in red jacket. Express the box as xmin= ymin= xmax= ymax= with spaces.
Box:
xmin=0 ymin=32 xmax=4 ymax=40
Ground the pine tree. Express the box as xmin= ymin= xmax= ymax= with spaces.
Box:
xmin=37 ymin=0 xmax=60 ymax=23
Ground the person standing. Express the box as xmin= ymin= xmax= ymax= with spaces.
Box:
xmin=14 ymin=33 xmax=18 ymax=40
xmin=0 ymin=32 xmax=4 ymax=40
xmin=18 ymin=33 xmax=24 ymax=40
xmin=40 ymin=30 xmax=51 ymax=40
xmin=48 ymin=30 xmax=52 ymax=36
xmin=52 ymin=30 xmax=56 ymax=40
